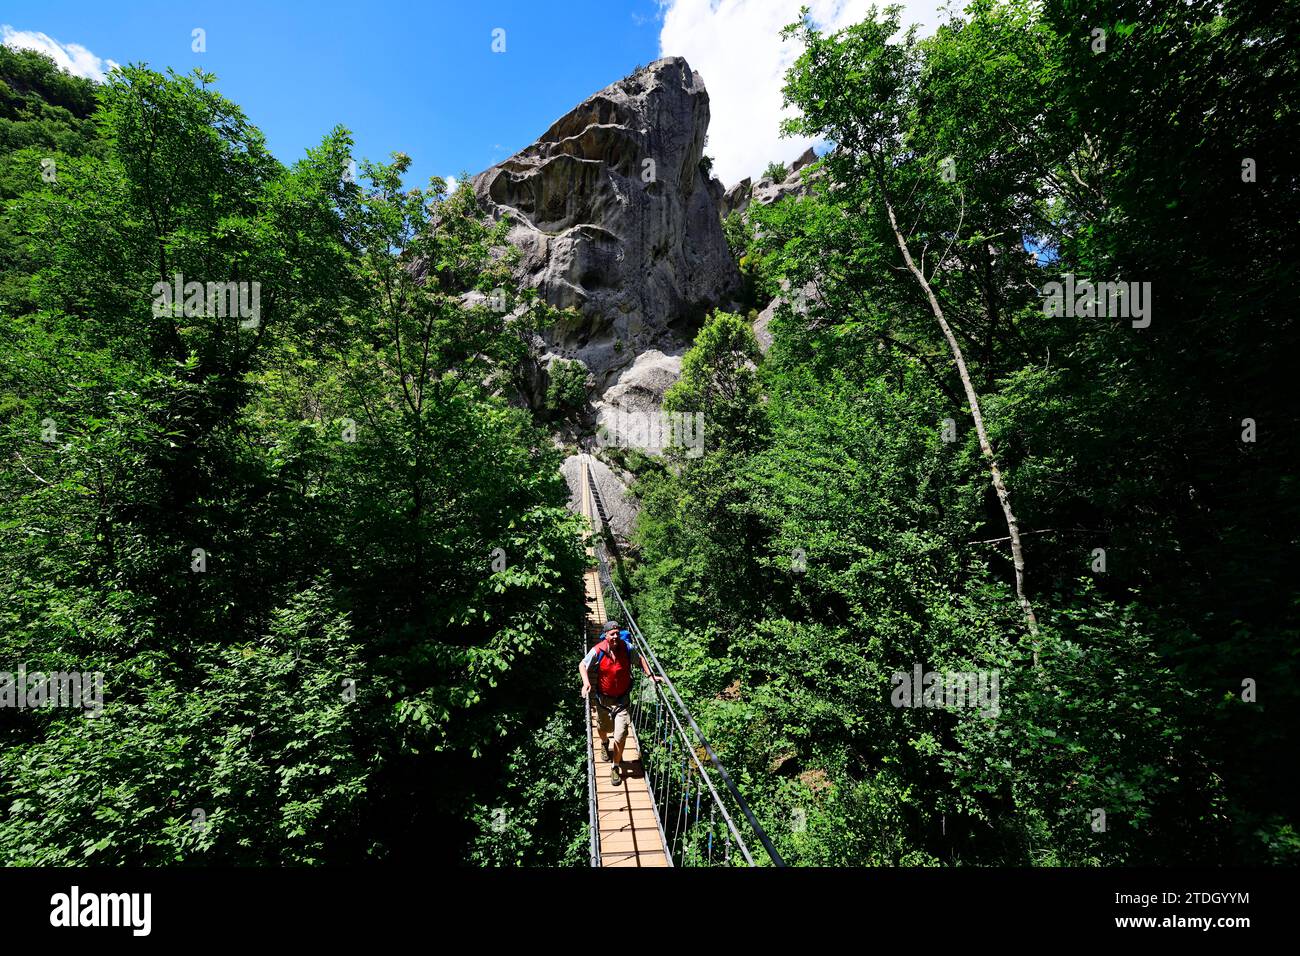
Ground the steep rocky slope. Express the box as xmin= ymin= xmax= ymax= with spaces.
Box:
xmin=471 ymin=57 xmax=739 ymax=405
xmin=469 ymin=56 xmax=816 ymax=538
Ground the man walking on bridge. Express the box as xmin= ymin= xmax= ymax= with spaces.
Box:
xmin=581 ymin=620 xmax=661 ymax=786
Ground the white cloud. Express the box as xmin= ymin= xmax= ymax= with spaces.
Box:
xmin=2 ymin=25 xmax=119 ymax=82
xmin=444 ymin=176 xmax=459 ymax=194
xmin=659 ymin=0 xmax=948 ymax=187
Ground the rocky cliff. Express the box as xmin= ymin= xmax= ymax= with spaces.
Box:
xmin=469 ymin=57 xmax=818 ymax=541
xmin=471 ymin=57 xmax=740 ymax=406
xmin=720 ymin=145 xmax=821 ymax=219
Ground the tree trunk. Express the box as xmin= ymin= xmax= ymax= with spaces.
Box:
xmin=883 ymin=195 xmax=1041 ymax=660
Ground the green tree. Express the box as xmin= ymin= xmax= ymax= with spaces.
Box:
xmin=762 ymin=161 xmax=788 ymax=182
xmin=545 ymin=357 xmax=589 ymax=417
xmin=0 ymin=64 xmax=588 ymax=865
xmin=664 ymin=309 xmax=765 ymax=453
xmin=626 ymin=0 xmax=1290 ymax=866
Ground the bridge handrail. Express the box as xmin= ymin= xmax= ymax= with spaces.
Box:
xmin=583 ymin=630 xmax=601 ymax=867
xmin=584 ymin=456 xmax=786 ymax=867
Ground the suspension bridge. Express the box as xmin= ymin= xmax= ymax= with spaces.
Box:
xmin=577 ymin=455 xmax=785 ymax=868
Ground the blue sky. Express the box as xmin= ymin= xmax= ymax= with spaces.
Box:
xmin=3 ymin=1 xmax=948 ymax=188
xmin=3 ymin=0 xmax=665 ymax=190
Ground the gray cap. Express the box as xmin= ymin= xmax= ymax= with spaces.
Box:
xmin=603 ymin=620 xmax=620 ymax=633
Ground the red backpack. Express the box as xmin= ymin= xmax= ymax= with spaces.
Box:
xmin=591 ymin=635 xmax=633 ymax=697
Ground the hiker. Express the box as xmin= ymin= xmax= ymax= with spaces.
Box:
xmin=580 ymin=620 xmax=662 ymax=786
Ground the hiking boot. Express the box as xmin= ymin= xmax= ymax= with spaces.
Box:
xmin=610 ymin=765 xmax=621 ymax=786
xmin=600 ymin=740 xmax=610 ymax=762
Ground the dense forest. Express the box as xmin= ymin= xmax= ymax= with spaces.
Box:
xmin=0 ymin=43 xmax=588 ymax=864
xmin=631 ymin=0 xmax=1298 ymax=865
xmin=2 ymin=0 xmax=1297 ymax=867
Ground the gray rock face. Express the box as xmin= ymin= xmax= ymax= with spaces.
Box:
xmin=593 ymin=349 xmax=683 ymax=452
xmin=561 ymin=454 xmax=637 ymax=544
xmin=723 ymin=147 xmax=823 ymax=219
xmin=752 ymin=279 xmax=820 ymax=355
xmin=790 ymin=146 xmax=818 ymax=173
xmin=472 ymin=57 xmax=740 ymax=396
xmin=720 ymin=177 xmax=752 ymax=219
xmin=753 ymin=297 xmax=778 ymax=354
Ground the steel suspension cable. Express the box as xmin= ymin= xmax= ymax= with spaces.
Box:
xmin=583 ymin=455 xmax=787 ymax=867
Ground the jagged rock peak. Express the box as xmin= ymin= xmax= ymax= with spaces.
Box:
xmin=720 ymin=146 xmax=824 ymax=219
xmin=471 ymin=57 xmax=740 ymax=397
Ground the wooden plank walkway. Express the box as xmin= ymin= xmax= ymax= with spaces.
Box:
xmin=580 ymin=457 xmax=670 ymax=868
